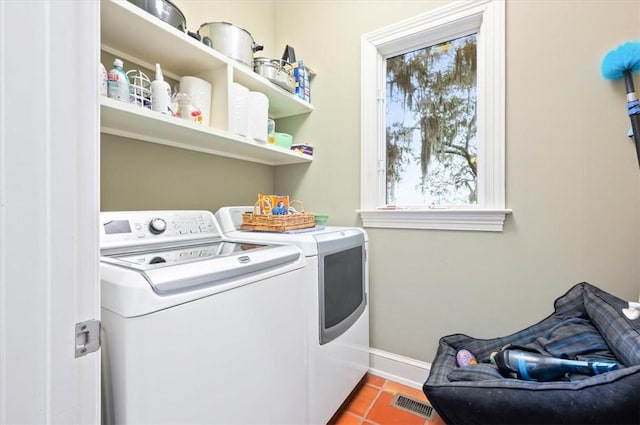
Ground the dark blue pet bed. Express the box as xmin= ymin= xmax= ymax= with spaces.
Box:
xmin=423 ymin=282 xmax=640 ymax=424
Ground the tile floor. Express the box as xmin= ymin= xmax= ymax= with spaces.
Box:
xmin=328 ymin=374 xmax=445 ymax=425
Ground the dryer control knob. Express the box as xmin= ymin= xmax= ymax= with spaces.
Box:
xmin=149 ymin=218 xmax=167 ymax=234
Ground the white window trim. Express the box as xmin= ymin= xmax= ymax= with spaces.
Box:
xmin=359 ymin=0 xmax=510 ymax=232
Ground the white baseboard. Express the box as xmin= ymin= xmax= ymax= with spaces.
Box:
xmin=368 ymin=348 xmax=431 ymax=390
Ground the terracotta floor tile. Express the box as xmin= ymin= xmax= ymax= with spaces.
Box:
xmin=365 ymin=391 xmax=427 ymax=425
xmin=363 ymin=373 xmax=386 ymax=388
xmin=381 ymin=380 xmax=427 ymax=402
xmin=343 ymin=384 xmax=380 ymax=417
xmin=330 ymin=411 xmax=362 ymax=425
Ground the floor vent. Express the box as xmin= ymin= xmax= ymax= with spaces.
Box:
xmin=391 ymin=393 xmax=435 ymax=420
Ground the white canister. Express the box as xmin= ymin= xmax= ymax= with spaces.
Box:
xmin=247 ymin=91 xmax=269 ymax=143
xmin=179 ymin=76 xmax=212 ymax=126
xmin=230 ymin=82 xmax=249 ymax=136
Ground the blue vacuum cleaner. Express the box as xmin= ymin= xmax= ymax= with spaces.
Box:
xmin=601 ymin=41 xmax=640 ymax=166
xmin=492 ymin=345 xmax=619 ymax=382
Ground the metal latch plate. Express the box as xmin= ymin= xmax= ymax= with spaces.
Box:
xmin=75 ymin=319 xmax=101 ymax=358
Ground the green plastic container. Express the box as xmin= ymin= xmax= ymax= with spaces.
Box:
xmin=274 ymin=132 xmax=293 ymax=149
xmin=314 ymin=214 xmax=328 ymax=225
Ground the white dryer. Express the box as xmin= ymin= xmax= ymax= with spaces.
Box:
xmin=215 ymin=207 xmax=370 ymax=425
xmin=100 ymin=210 xmax=308 ymax=425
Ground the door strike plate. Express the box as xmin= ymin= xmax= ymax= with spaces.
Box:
xmin=75 ymin=319 xmax=101 ymax=358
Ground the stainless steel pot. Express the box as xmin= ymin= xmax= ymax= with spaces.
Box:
xmin=198 ymin=22 xmax=263 ymax=67
xmin=253 ymin=58 xmax=296 ymax=93
xmin=127 ymin=0 xmax=186 ymax=32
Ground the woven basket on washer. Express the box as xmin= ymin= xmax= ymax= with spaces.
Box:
xmin=241 ymin=200 xmax=315 ymax=232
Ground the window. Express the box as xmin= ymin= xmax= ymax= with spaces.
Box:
xmin=360 ymin=0 xmax=510 ymax=231
xmin=387 ymin=33 xmax=478 ymax=206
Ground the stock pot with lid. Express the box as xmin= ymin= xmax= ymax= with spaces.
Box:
xmin=198 ymin=22 xmax=263 ymax=67
xmin=253 ymin=57 xmax=296 ymax=93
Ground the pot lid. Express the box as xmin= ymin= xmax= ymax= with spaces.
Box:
xmin=198 ymin=21 xmax=254 ymax=38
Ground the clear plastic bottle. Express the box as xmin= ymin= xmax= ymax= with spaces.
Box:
xmin=267 ymin=119 xmax=276 ymax=144
xmin=107 ymin=58 xmax=131 ymax=102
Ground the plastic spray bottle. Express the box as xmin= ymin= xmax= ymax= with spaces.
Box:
xmin=107 ymin=58 xmax=130 ymax=102
xmin=151 ymin=63 xmax=172 ymax=114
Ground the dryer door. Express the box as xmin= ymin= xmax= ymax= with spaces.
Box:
xmin=315 ymin=230 xmax=367 ymax=344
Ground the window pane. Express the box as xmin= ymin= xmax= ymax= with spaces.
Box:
xmin=386 ymin=33 xmax=477 ymax=206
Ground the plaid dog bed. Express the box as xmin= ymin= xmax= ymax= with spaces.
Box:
xmin=423 ymin=282 xmax=640 ymax=424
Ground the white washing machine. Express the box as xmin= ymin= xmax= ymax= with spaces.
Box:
xmin=100 ymin=210 xmax=308 ymax=425
xmin=216 ymin=207 xmax=370 ymax=425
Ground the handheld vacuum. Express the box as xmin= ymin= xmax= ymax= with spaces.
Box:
xmin=492 ymin=345 xmax=619 ymax=382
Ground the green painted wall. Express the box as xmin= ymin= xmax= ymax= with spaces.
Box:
xmin=101 ymin=134 xmax=273 ymax=212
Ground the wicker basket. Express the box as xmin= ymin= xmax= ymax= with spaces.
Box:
xmin=241 ymin=200 xmax=315 ymax=232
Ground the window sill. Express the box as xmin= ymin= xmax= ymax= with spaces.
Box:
xmin=357 ymin=208 xmax=512 ymax=232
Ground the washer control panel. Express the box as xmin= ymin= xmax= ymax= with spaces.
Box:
xmin=100 ymin=210 xmax=220 ymax=250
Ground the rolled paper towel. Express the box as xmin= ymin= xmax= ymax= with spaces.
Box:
xmin=247 ymin=91 xmax=269 ymax=143
xmin=179 ymin=76 xmax=212 ymax=126
xmin=230 ymin=82 xmax=249 ymax=136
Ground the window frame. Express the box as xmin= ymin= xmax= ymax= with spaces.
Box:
xmin=359 ymin=0 xmax=510 ymax=232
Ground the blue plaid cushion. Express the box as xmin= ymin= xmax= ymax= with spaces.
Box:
xmin=583 ymin=288 xmax=640 ymax=366
xmin=447 ymin=363 xmax=504 ymax=382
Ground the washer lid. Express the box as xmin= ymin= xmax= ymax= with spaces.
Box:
xmin=101 ymin=240 xmax=301 ymax=294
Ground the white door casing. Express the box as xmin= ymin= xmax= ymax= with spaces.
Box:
xmin=0 ymin=1 xmax=100 ymax=424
